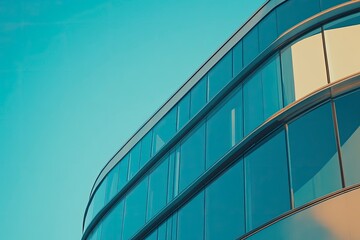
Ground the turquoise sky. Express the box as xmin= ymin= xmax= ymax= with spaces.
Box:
xmin=0 ymin=1 xmax=264 ymax=239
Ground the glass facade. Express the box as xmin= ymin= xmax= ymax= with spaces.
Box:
xmin=83 ymin=1 xmax=360 ymax=240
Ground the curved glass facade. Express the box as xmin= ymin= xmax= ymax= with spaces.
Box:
xmin=83 ymin=1 xmax=360 ymax=239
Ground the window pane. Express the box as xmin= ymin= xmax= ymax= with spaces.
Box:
xmin=177 ymin=192 xmax=204 ymax=240
xmin=100 ymin=201 xmax=124 ymax=240
xmin=93 ymin=180 xmax=106 ymax=218
xmin=158 ymin=222 xmax=166 ymax=240
xmin=205 ymin=160 xmax=245 ymax=240
xmin=145 ymin=231 xmax=157 ymax=240
xmin=243 ymin=26 xmax=259 ymax=67
xmin=167 ymin=150 xmax=177 ymax=202
xmin=244 ymin=71 xmax=262 ymax=135
xmin=140 ymin=131 xmax=153 ymax=168
xmin=118 ymin=155 xmax=129 ymax=192
xmin=152 ymin=108 xmax=177 ymax=155
xmin=281 ymin=29 xmax=328 ymax=105
xmin=320 ymin=0 xmax=348 ymax=10
xmin=259 ymin=11 xmax=278 ymax=53
xmin=179 ymin=123 xmax=206 ymax=192
xmin=128 ymin=142 xmax=141 ymax=180
xmin=324 ymin=12 xmax=360 ymax=82
xmin=206 ymin=87 xmax=243 ymax=168
xmin=335 ymin=89 xmax=360 ymax=186
xmin=190 ymin=77 xmax=207 ymax=118
xmin=123 ymin=178 xmax=148 ymax=240
xmin=277 ymin=0 xmax=321 ymax=34
xmin=288 ymin=103 xmax=342 ymax=207
xmin=105 ymin=165 xmax=120 ymax=204
xmin=147 ymin=157 xmax=169 ymax=220
xmin=233 ymin=40 xmax=243 ymax=76
xmin=208 ymin=51 xmax=233 ymax=100
xmin=245 ymin=130 xmax=291 ymax=230
xmin=177 ymin=93 xmax=190 ymax=130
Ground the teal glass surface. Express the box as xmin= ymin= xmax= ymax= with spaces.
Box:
xmin=335 ymin=89 xmax=360 ymax=186
xmin=320 ymin=0 xmax=348 ymax=10
xmin=122 ymin=178 xmax=148 ymax=240
xmin=177 ymin=93 xmax=190 ymax=130
xmin=146 ymin=231 xmax=157 ymax=240
xmin=158 ymin=222 xmax=166 ymax=240
xmin=244 ymin=71 xmax=262 ymax=135
xmin=259 ymin=11 xmax=278 ymax=52
xmin=245 ymin=130 xmax=291 ymax=231
xmin=100 ymin=201 xmax=124 ymax=240
xmin=89 ymin=225 xmax=102 ymax=240
xmin=167 ymin=150 xmax=178 ymax=202
xmin=177 ymin=192 xmax=204 ymax=240
xmin=85 ymin=200 xmax=94 ymax=229
xmin=179 ymin=123 xmax=206 ymax=192
xmin=140 ymin=131 xmax=153 ymax=168
xmin=152 ymin=108 xmax=177 ymax=155
xmin=166 ymin=214 xmax=177 ymax=240
xmin=277 ymin=0 xmax=321 ymax=34
xmin=147 ymin=157 xmax=169 ymax=220
xmin=243 ymin=26 xmax=259 ymax=67
xmin=233 ymin=40 xmax=243 ymax=76
xmin=104 ymin=165 xmax=120 ymax=204
xmin=208 ymin=51 xmax=233 ymax=100
xmin=92 ymin=180 xmax=106 ymax=220
xmin=128 ymin=142 xmax=141 ymax=180
xmin=118 ymin=155 xmax=129 ymax=192
xmin=206 ymin=87 xmax=243 ymax=169
xmin=205 ymin=160 xmax=245 ymax=240
xmin=288 ymin=103 xmax=342 ymax=207
xmin=190 ymin=77 xmax=207 ymax=118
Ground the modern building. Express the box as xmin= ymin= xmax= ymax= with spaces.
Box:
xmin=82 ymin=0 xmax=360 ymax=239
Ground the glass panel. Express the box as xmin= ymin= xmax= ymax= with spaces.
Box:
xmin=122 ymin=178 xmax=148 ymax=240
xmin=190 ymin=77 xmax=207 ymax=118
xmin=152 ymin=108 xmax=177 ymax=155
xmin=89 ymin=224 xmax=102 ymax=240
xmin=158 ymin=222 xmax=167 ymax=240
xmin=320 ymin=0 xmax=348 ymax=11
xmin=177 ymin=192 xmax=204 ymax=240
xmin=100 ymin=201 xmax=124 ymax=240
xmin=243 ymin=26 xmax=259 ymax=67
xmin=324 ymin=12 xmax=360 ymax=82
xmin=245 ymin=130 xmax=291 ymax=231
xmin=146 ymin=231 xmax=157 ymax=240
xmin=177 ymin=93 xmax=190 ymax=130
xmin=335 ymin=89 xmax=360 ymax=186
xmin=85 ymin=200 xmax=94 ymax=229
xmin=277 ymin=0 xmax=321 ymax=34
xmin=140 ymin=131 xmax=153 ymax=168
xmin=259 ymin=11 xmax=278 ymax=53
xmin=206 ymin=87 xmax=243 ymax=168
xmin=244 ymin=71 xmax=262 ymax=135
xmin=167 ymin=150 xmax=176 ymax=202
xmin=93 ymin=180 xmax=106 ymax=218
xmin=288 ymin=102 xmax=342 ymax=207
xmin=233 ymin=40 xmax=243 ymax=76
xmin=118 ymin=155 xmax=129 ymax=192
xmin=205 ymin=160 xmax=245 ymax=240
xmin=147 ymin=157 xmax=169 ymax=220
xmin=281 ymin=29 xmax=328 ymax=105
xmin=248 ymin=187 xmax=360 ymax=240
xmin=166 ymin=214 xmax=177 ymax=240
xmin=179 ymin=123 xmax=206 ymax=192
xmin=128 ymin=142 xmax=141 ymax=180
xmin=105 ymin=165 xmax=120 ymax=204
xmin=208 ymin=51 xmax=233 ymax=100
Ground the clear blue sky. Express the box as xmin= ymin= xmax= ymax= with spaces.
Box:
xmin=0 ymin=0 xmax=264 ymax=239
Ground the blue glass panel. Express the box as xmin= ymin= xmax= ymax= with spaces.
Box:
xmin=128 ymin=142 xmax=141 ymax=180
xmin=166 ymin=214 xmax=177 ymax=240
xmin=208 ymin=51 xmax=233 ymax=100
xmin=140 ymin=131 xmax=153 ymax=168
xmin=158 ymin=222 xmax=167 ymax=240
xmin=277 ymin=0 xmax=321 ymax=34
xmin=100 ymin=201 xmax=124 ymax=240
xmin=177 ymin=192 xmax=204 ymax=240
xmin=167 ymin=150 xmax=176 ymax=202
xmin=206 ymin=87 xmax=243 ymax=168
xmin=85 ymin=200 xmax=94 ymax=229
xmin=233 ymin=40 xmax=243 ymax=76
xmin=243 ymin=26 xmax=259 ymax=67
xmin=320 ymin=0 xmax=348 ymax=10
xmin=177 ymin=93 xmax=190 ymax=130
xmin=190 ymin=77 xmax=207 ymax=118
xmin=262 ymin=55 xmax=282 ymax=119
xmin=146 ymin=231 xmax=157 ymax=240
xmin=147 ymin=157 xmax=169 ymax=220
xmin=259 ymin=11 xmax=278 ymax=53
xmin=118 ymin=155 xmax=129 ymax=192
xmin=288 ymin=103 xmax=342 ymax=207
xmin=152 ymin=108 xmax=177 ymax=155
xmin=205 ymin=160 xmax=245 ymax=240
xmin=93 ymin=180 xmax=106 ymax=218
xmin=122 ymin=178 xmax=148 ymax=240
xmin=104 ymin=164 xmax=120 ymax=204
xmin=245 ymin=130 xmax=291 ymax=231
xmin=335 ymin=89 xmax=360 ymax=186
xmin=179 ymin=123 xmax=206 ymax=192
xmin=244 ymin=71 xmax=263 ymax=135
